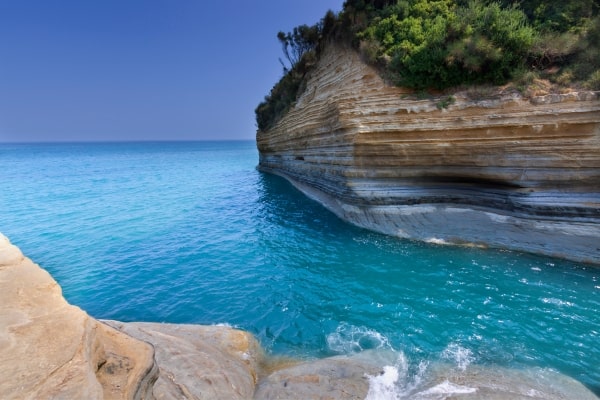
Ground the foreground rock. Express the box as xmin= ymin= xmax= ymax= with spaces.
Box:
xmin=1 ymin=233 xmax=598 ymax=399
xmin=103 ymin=321 xmax=261 ymax=400
xmin=0 ymin=232 xmax=265 ymax=400
xmin=407 ymin=363 xmax=599 ymax=400
xmin=0 ymin=233 xmax=157 ymax=399
xmin=256 ymin=44 xmax=600 ymax=264
xmin=254 ymin=353 xmax=381 ymax=399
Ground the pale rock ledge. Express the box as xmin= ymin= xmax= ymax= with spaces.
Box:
xmin=0 ymin=233 xmax=157 ymax=400
xmin=257 ymin=44 xmax=600 ymax=264
xmin=2 ymin=233 xmax=599 ymax=399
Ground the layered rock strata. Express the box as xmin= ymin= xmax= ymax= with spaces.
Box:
xmin=256 ymin=45 xmax=600 ymax=264
xmin=1 ymin=233 xmax=599 ymax=399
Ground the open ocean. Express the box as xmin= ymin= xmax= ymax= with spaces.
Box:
xmin=1 ymin=140 xmax=598 ymax=396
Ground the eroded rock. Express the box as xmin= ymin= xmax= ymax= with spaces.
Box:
xmin=256 ymin=44 xmax=600 ymax=264
xmin=254 ymin=351 xmax=389 ymax=400
xmin=104 ymin=321 xmax=262 ymax=400
xmin=0 ymin=233 xmax=157 ymax=400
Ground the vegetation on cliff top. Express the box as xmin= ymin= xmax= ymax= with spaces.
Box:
xmin=256 ymin=0 xmax=600 ymax=131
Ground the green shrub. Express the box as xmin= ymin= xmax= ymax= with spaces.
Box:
xmin=256 ymin=1 xmax=600 ymax=129
xmin=495 ymin=0 xmax=599 ymax=33
xmin=436 ymin=95 xmax=456 ymax=109
xmin=584 ymin=69 xmax=600 ymax=90
xmin=256 ymin=12 xmax=335 ymax=131
xmin=572 ymin=17 xmax=600 ymax=81
xmin=255 ymin=60 xmax=307 ymax=131
xmin=357 ymin=0 xmax=536 ymax=89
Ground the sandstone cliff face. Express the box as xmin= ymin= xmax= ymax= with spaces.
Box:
xmin=257 ymin=45 xmax=600 ymax=264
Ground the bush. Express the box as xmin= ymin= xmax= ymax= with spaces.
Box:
xmin=573 ymin=17 xmax=600 ymax=80
xmin=495 ymin=0 xmax=599 ymax=33
xmin=584 ymin=69 xmax=600 ymax=90
xmin=255 ymin=58 xmax=310 ymax=131
xmin=257 ymin=1 xmax=600 ymax=129
xmin=358 ymin=0 xmax=536 ymax=89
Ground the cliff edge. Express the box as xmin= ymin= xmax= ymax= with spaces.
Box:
xmin=257 ymin=45 xmax=600 ymax=264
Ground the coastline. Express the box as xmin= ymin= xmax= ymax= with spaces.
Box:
xmin=1 ymin=232 xmax=599 ymax=399
xmin=256 ymin=44 xmax=600 ymax=265
xmin=259 ymin=166 xmax=600 ymax=264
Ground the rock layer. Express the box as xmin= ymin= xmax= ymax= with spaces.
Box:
xmin=257 ymin=45 xmax=600 ymax=264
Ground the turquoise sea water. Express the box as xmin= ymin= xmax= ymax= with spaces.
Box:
xmin=0 ymin=141 xmax=598 ymax=395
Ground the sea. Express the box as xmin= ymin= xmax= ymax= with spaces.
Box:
xmin=1 ymin=140 xmax=598 ymax=397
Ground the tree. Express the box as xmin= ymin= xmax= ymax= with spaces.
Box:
xmin=277 ymin=24 xmax=321 ymax=71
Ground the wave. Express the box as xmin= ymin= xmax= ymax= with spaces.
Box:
xmin=325 ymin=326 xmax=596 ymax=399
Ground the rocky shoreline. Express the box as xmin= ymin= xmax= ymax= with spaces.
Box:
xmin=2 ymin=233 xmax=599 ymax=399
xmin=256 ymin=45 xmax=600 ymax=264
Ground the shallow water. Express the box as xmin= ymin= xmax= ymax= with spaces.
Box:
xmin=1 ymin=141 xmax=598 ymax=395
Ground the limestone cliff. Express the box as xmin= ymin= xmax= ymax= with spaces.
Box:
xmin=257 ymin=45 xmax=600 ymax=264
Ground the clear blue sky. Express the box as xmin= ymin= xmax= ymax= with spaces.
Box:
xmin=0 ymin=0 xmax=344 ymax=142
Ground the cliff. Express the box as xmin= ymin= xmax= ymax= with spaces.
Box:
xmin=256 ymin=45 xmax=600 ymax=264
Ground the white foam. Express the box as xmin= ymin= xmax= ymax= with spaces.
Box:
xmin=213 ymin=322 xmax=234 ymax=328
xmin=417 ymin=380 xmax=477 ymax=397
xmin=326 ymin=323 xmax=392 ymax=354
xmin=366 ymin=365 xmax=401 ymax=400
xmin=541 ymin=297 xmax=574 ymax=307
xmin=426 ymin=238 xmax=448 ymax=245
xmin=441 ymin=343 xmax=474 ymax=371
xmin=365 ymin=353 xmax=430 ymax=400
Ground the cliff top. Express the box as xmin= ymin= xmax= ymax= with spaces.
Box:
xmin=256 ymin=0 xmax=600 ymax=131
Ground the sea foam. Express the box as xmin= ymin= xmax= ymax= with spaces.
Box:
xmin=327 ymin=323 xmax=393 ymax=354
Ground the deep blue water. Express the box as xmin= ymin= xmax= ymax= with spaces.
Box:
xmin=1 ymin=141 xmax=598 ymax=395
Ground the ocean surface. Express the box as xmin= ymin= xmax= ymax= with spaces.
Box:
xmin=1 ymin=141 xmax=598 ymax=396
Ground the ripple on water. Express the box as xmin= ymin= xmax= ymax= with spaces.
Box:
xmin=0 ymin=141 xmax=598 ymax=395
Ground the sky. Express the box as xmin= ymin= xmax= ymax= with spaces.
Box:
xmin=0 ymin=0 xmax=344 ymax=142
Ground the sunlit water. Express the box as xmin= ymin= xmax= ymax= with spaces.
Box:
xmin=1 ymin=141 xmax=598 ymax=396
